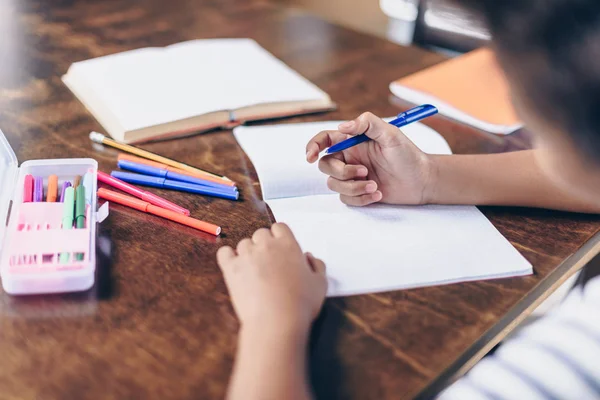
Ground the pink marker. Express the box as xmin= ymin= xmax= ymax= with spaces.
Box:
xmin=23 ymin=175 xmax=34 ymax=202
xmin=97 ymin=171 xmax=190 ymax=216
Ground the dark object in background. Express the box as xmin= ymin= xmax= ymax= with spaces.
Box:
xmin=414 ymin=0 xmax=490 ymax=52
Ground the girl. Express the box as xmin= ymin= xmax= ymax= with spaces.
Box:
xmin=218 ymin=1 xmax=600 ymax=398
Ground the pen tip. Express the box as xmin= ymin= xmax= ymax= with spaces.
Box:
xmin=89 ymin=131 xmax=105 ymax=143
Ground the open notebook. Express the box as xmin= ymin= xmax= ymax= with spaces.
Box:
xmin=389 ymin=48 xmax=522 ymax=135
xmin=63 ymin=39 xmax=335 ymax=143
xmin=234 ymin=121 xmax=532 ymax=297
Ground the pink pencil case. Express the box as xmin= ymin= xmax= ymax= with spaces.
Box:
xmin=0 ymin=129 xmax=108 ymax=295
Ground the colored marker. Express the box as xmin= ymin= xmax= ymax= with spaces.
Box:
xmin=23 ymin=175 xmax=34 ymax=202
xmin=89 ymin=131 xmax=232 ymax=183
xmin=325 ymin=104 xmax=438 ymax=154
xmin=97 ymin=171 xmax=190 ymax=215
xmin=111 ymin=171 xmax=239 ymax=201
xmin=73 ymin=175 xmax=81 ymax=189
xmin=59 ymin=187 xmax=75 ymax=263
xmin=98 ymin=188 xmax=221 ymax=236
xmin=75 ymin=185 xmax=86 ymax=229
xmin=47 ymin=175 xmax=58 ymax=202
xmin=33 ymin=176 xmax=43 ymax=202
xmin=117 ymin=153 xmax=237 ymax=187
xmin=117 ymin=160 xmax=237 ymax=192
xmin=75 ymin=185 xmax=86 ymax=261
xmin=60 ymin=181 xmax=72 ymax=202
xmin=82 ymin=173 xmax=94 ymax=205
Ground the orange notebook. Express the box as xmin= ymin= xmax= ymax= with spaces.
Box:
xmin=389 ymin=48 xmax=522 ymax=134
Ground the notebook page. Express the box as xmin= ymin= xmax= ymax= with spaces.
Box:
xmin=67 ymin=39 xmax=328 ymax=132
xmin=233 ymin=120 xmax=452 ymax=200
xmin=267 ymin=196 xmax=532 ymax=297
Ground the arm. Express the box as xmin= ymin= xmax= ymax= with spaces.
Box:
xmin=216 ymin=223 xmax=326 ymax=400
xmin=228 ymin=325 xmax=312 ymax=400
xmin=427 ymin=150 xmax=600 ymax=213
xmin=307 ymin=112 xmax=600 ymax=213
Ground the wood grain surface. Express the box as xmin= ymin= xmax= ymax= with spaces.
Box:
xmin=0 ymin=1 xmax=599 ymax=399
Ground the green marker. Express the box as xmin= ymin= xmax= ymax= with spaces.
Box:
xmin=59 ymin=187 xmax=75 ymax=264
xmin=75 ymin=185 xmax=86 ymax=260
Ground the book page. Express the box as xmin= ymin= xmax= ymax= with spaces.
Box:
xmin=235 ymin=119 xmax=531 ymax=297
xmin=233 ymin=120 xmax=452 ymax=200
xmin=267 ymin=195 xmax=532 ymax=297
xmin=66 ymin=39 xmax=329 ymax=132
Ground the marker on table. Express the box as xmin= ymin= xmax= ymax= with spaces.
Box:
xmin=97 ymin=171 xmax=190 ymax=216
xmin=118 ymin=153 xmax=236 ymax=187
xmin=47 ymin=175 xmax=58 ymax=202
xmin=117 ymin=160 xmax=237 ymax=192
xmin=33 ymin=176 xmax=44 ymax=202
xmin=23 ymin=175 xmax=34 ymax=203
xmin=59 ymin=181 xmax=72 ymax=202
xmin=59 ymin=187 xmax=75 ymax=264
xmin=111 ymin=171 xmax=239 ymax=201
xmin=89 ymin=132 xmax=233 ymax=184
xmin=325 ymin=104 xmax=438 ymax=155
xmin=75 ymin=185 xmax=86 ymax=261
xmin=98 ymin=188 xmax=221 ymax=236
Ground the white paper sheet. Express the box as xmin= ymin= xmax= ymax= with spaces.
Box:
xmin=234 ymin=121 xmax=532 ymax=297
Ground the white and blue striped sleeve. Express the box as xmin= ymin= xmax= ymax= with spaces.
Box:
xmin=438 ymin=276 xmax=600 ymax=400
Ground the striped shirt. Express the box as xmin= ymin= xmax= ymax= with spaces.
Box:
xmin=438 ymin=272 xmax=600 ymax=400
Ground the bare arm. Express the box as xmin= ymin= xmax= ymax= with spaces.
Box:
xmin=217 ymin=224 xmax=326 ymax=400
xmin=308 ymin=114 xmax=600 ymax=214
xmin=427 ymin=150 xmax=600 ymax=213
xmin=227 ymin=325 xmax=312 ymax=400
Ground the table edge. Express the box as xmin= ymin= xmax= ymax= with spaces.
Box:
xmin=415 ymin=228 xmax=600 ymax=399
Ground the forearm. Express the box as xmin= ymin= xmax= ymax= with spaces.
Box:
xmin=427 ymin=150 xmax=600 ymax=213
xmin=227 ymin=325 xmax=313 ymax=400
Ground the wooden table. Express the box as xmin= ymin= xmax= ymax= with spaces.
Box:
xmin=1 ymin=1 xmax=599 ymax=399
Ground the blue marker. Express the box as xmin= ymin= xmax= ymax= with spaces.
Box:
xmin=325 ymin=104 xmax=438 ymax=155
xmin=110 ymin=171 xmax=239 ymax=201
xmin=117 ymin=160 xmax=236 ymax=193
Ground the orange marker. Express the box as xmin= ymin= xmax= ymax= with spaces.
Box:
xmin=98 ymin=188 xmax=221 ymax=236
xmin=46 ymin=175 xmax=58 ymax=202
xmin=73 ymin=175 xmax=81 ymax=188
xmin=117 ymin=153 xmax=236 ymax=187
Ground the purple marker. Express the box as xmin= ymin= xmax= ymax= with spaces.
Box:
xmin=33 ymin=177 xmax=44 ymax=202
xmin=59 ymin=181 xmax=72 ymax=202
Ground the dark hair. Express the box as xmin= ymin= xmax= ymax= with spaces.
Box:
xmin=454 ymin=0 xmax=600 ymax=160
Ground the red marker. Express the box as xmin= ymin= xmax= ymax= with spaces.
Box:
xmin=23 ymin=175 xmax=34 ymax=202
xmin=98 ymin=188 xmax=221 ymax=236
xmin=97 ymin=171 xmax=190 ymax=216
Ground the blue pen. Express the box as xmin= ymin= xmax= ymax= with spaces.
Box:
xmin=325 ymin=104 xmax=438 ymax=155
xmin=117 ymin=160 xmax=237 ymax=193
xmin=111 ymin=171 xmax=239 ymax=201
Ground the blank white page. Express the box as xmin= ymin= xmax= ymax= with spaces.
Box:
xmin=233 ymin=120 xmax=452 ymax=200
xmin=67 ymin=39 xmax=328 ymax=131
xmin=235 ymin=119 xmax=532 ymax=297
xmin=267 ymin=196 xmax=532 ymax=297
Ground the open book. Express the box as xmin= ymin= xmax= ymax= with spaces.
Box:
xmin=63 ymin=39 xmax=335 ymax=143
xmin=390 ymin=48 xmax=522 ymax=135
xmin=234 ymin=120 xmax=532 ymax=297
